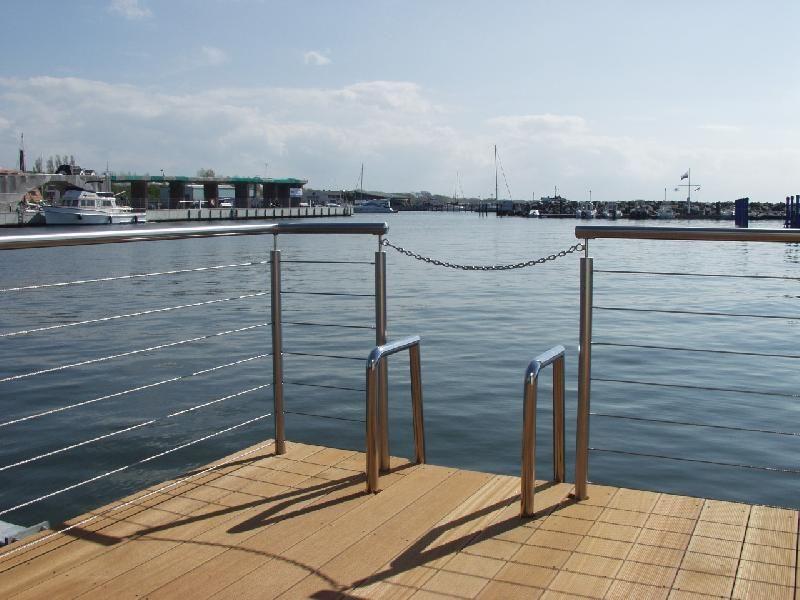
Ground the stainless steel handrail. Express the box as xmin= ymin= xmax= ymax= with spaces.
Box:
xmin=575 ymin=225 xmax=800 ymax=243
xmin=521 ymin=345 xmax=566 ymax=517
xmin=365 ymin=335 xmax=426 ymax=493
xmin=572 ymin=224 xmax=800 ymax=502
xmin=0 ymin=222 xmax=389 ymax=250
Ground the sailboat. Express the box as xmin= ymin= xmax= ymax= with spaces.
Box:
xmin=353 ymin=164 xmax=395 ymax=213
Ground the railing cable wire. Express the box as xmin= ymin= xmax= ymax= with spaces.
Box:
xmin=0 ymin=353 xmax=270 ymax=428
xmin=0 ymin=413 xmax=272 ymax=517
xmin=591 ymin=376 xmax=799 ymax=399
xmin=284 ymin=410 xmax=365 ymax=423
xmin=282 ymin=259 xmax=373 ymax=265
xmin=596 ymin=269 xmax=800 ymax=281
xmin=595 ymin=305 xmax=799 ymax=321
xmin=283 ymin=351 xmax=363 ymax=362
xmin=282 ymin=321 xmax=374 ymax=330
xmin=0 ymin=384 xmax=271 ymax=472
xmin=0 ymin=292 xmax=268 ymax=338
xmin=282 ymin=290 xmax=374 ymax=298
xmin=0 ymin=260 xmax=269 ymax=293
xmin=284 ymin=381 xmax=366 ymax=393
xmin=593 ymin=341 xmax=800 ymax=360
xmin=591 ymin=412 xmax=800 ymax=437
xmin=0 ymin=420 xmax=156 ymax=472
xmin=590 ymin=447 xmax=800 ymax=474
xmin=0 ymin=440 xmax=276 ymax=561
xmin=0 ymin=323 xmax=269 ymax=384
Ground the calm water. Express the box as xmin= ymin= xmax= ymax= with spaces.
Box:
xmin=1 ymin=213 xmax=798 ymax=525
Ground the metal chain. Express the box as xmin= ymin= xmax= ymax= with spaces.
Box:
xmin=381 ymin=239 xmax=584 ymax=271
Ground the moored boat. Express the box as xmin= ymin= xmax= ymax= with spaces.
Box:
xmin=353 ymin=199 xmax=395 ymax=214
xmin=44 ymin=189 xmax=146 ymax=225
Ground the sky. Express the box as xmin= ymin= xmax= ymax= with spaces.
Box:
xmin=1 ymin=0 xmax=798 ymax=203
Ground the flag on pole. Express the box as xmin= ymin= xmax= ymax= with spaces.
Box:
xmin=680 ymin=171 xmax=689 ymax=180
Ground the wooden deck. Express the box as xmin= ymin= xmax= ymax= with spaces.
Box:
xmin=1 ymin=441 xmax=797 ymax=599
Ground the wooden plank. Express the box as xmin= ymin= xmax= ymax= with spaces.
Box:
xmin=3 ymin=440 xmax=800 ymax=600
xmin=288 ymin=469 xmax=499 ymax=598
xmin=210 ymin=464 xmax=457 ymax=599
xmin=2 ymin=442 xmax=327 ymax=599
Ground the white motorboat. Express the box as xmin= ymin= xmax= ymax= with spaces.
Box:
xmin=353 ymin=199 xmax=395 ymax=214
xmin=656 ymin=204 xmax=675 ymax=219
xmin=575 ymin=202 xmax=596 ymax=219
xmin=44 ymin=190 xmax=146 ymax=225
xmin=527 ymin=209 xmax=541 ymax=218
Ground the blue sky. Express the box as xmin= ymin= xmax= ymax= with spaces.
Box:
xmin=1 ymin=0 xmax=798 ymax=202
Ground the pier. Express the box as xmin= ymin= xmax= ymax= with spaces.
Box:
xmin=0 ymin=222 xmax=798 ymax=598
xmin=2 ymin=441 xmax=797 ymax=599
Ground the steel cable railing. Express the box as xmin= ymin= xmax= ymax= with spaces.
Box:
xmin=592 ymin=341 xmax=800 ymax=360
xmin=0 ymin=259 xmax=269 ymax=293
xmin=0 ymin=353 xmax=270 ymax=428
xmin=588 ymin=447 xmax=800 ymax=474
xmin=0 ymin=413 xmax=272 ymax=518
xmin=590 ymin=412 xmax=800 ymax=437
xmin=0 ymin=323 xmax=269 ymax=383
xmin=574 ymin=225 xmax=800 ymax=499
xmin=594 ymin=305 xmax=799 ymax=321
xmin=590 ymin=376 xmax=800 ymax=399
xmin=0 ymin=221 xmax=389 ymax=552
xmin=283 ymin=351 xmax=363 ymax=361
xmin=595 ymin=268 xmax=800 ymax=281
xmin=0 ymin=439 xmax=276 ymax=561
xmin=0 ymin=291 xmax=269 ymax=338
xmin=0 ymin=383 xmax=271 ymax=474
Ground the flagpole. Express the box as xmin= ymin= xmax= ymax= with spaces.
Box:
xmin=688 ymin=168 xmax=691 ymax=216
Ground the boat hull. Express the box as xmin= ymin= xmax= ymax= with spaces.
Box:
xmin=44 ymin=207 xmax=146 ymax=225
xmin=353 ymin=207 xmax=395 ymax=214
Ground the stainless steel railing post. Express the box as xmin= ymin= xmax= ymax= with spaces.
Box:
xmin=270 ymin=244 xmax=286 ymax=455
xmin=365 ymin=335 xmax=424 ymax=493
xmin=553 ymin=354 xmax=565 ymax=483
xmin=520 ymin=346 xmax=565 ymax=517
xmin=366 ymin=361 xmax=381 ymax=493
xmin=375 ymin=246 xmax=390 ymax=472
xmin=575 ymin=253 xmax=593 ymax=499
xmin=409 ymin=343 xmax=426 ymax=464
xmin=521 ymin=370 xmax=537 ymax=516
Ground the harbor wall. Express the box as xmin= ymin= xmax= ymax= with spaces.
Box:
xmin=0 ymin=205 xmax=352 ymax=227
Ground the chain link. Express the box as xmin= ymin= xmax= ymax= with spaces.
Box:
xmin=381 ymin=239 xmax=585 ymax=271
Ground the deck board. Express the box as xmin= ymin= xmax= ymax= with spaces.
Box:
xmin=1 ymin=441 xmax=798 ymax=599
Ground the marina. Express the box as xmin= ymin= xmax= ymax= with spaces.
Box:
xmin=0 ymin=215 xmax=798 ymax=598
xmin=3 ymin=2 xmax=800 ymax=597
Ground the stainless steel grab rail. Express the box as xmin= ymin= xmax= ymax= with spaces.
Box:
xmin=521 ymin=345 xmax=566 ymax=517
xmin=575 ymin=225 xmax=800 ymax=243
xmin=365 ymin=336 xmax=426 ymax=493
xmin=0 ymin=221 xmax=389 ymax=250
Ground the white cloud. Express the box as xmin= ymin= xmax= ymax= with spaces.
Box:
xmin=108 ymin=0 xmax=152 ymax=20
xmin=199 ymin=46 xmax=228 ymax=67
xmin=699 ymin=124 xmax=742 ymax=133
xmin=303 ymin=51 xmax=331 ymax=66
xmin=0 ymin=76 xmax=797 ymax=201
xmin=488 ymin=114 xmax=587 ymax=134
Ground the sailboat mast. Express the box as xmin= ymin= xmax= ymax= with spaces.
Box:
xmin=359 ymin=163 xmax=364 ymax=204
xmin=494 ymin=145 xmax=498 ymax=203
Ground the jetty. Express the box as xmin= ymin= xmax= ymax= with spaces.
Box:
xmin=1 ymin=223 xmax=798 ymax=598
xmin=2 ymin=441 xmax=797 ymax=599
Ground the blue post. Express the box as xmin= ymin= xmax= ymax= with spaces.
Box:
xmin=795 ymin=195 xmax=800 ymax=228
xmin=734 ymin=197 xmax=749 ymax=228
